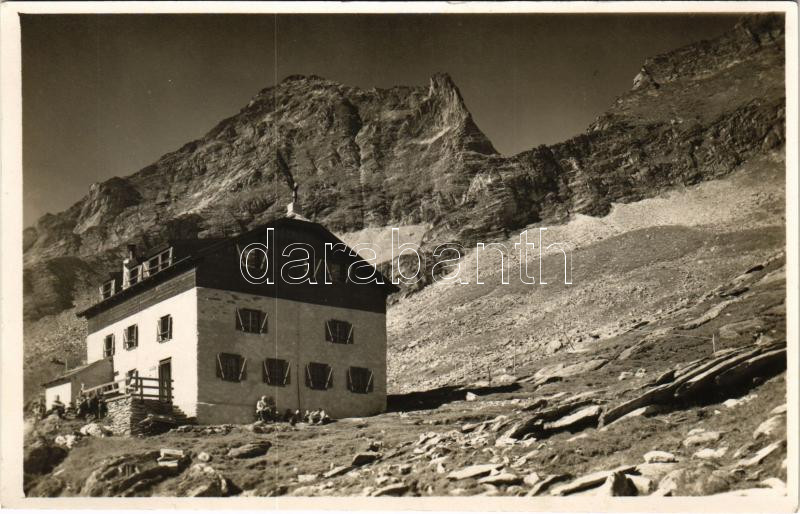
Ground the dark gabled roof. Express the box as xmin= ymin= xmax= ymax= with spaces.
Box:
xmin=77 ymin=217 xmax=398 ymax=319
xmin=42 ymin=357 xmax=111 ymax=388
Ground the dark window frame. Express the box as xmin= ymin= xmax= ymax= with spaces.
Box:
xmin=123 ymin=324 xmax=138 ymax=349
xmin=305 ymin=362 xmax=332 ymax=390
xmin=157 ymin=314 xmax=173 ymax=342
xmin=235 ymin=308 xmax=268 ymax=334
xmin=103 ymin=334 xmax=115 ymax=357
xmin=325 ymin=319 xmax=353 ymax=344
xmin=347 ymin=366 xmax=374 ymax=394
xmin=262 ymin=358 xmax=290 ymax=386
xmin=216 ymin=352 xmax=247 ymax=382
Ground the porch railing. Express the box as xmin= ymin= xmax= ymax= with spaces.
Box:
xmin=81 ymin=376 xmax=173 ymax=403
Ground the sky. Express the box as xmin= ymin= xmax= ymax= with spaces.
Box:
xmin=21 ymin=13 xmax=741 ymax=227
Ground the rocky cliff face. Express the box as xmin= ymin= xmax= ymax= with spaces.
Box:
xmin=22 ymin=15 xmax=785 ymax=396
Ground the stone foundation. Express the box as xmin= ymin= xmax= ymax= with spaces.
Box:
xmin=105 ymin=395 xmax=175 ymax=435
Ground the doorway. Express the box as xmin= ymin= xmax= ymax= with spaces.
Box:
xmin=158 ymin=358 xmax=172 ymax=403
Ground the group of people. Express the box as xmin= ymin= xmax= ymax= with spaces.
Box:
xmin=31 ymin=390 xmax=107 ymax=421
xmin=75 ymin=390 xmax=106 ymax=420
xmin=255 ymin=396 xmax=332 ymax=425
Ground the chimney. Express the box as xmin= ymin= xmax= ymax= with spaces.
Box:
xmin=122 ymin=244 xmax=138 ymax=289
xmin=286 ymin=183 xmax=309 ymax=221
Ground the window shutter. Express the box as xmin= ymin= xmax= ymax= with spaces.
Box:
xmin=305 ymin=364 xmax=313 ymax=388
xmin=283 ymin=362 xmax=291 ymax=386
xmin=262 ymin=360 xmax=271 ymax=384
xmin=167 ymin=316 xmax=173 ymax=339
xmin=133 ymin=325 xmax=138 ymax=345
xmin=366 ymin=371 xmax=374 ymax=393
xmin=346 ymin=324 xmax=354 ymax=344
xmin=347 ymin=368 xmax=353 ymax=392
xmin=314 ymin=259 xmax=323 ymax=280
xmin=325 ymin=321 xmax=333 ymax=342
xmin=239 ymin=357 xmax=248 ymax=381
xmin=235 ymin=308 xmax=244 ymax=331
xmin=259 ymin=312 xmax=268 ymax=334
xmin=112 ymin=334 xmax=116 ymax=355
xmin=216 ymin=354 xmax=224 ymax=379
xmin=325 ymin=366 xmax=333 ymax=389
xmin=156 ymin=319 xmax=162 ymax=341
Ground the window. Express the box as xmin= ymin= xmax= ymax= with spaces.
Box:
xmin=143 ymin=248 xmax=173 ymax=277
xmin=325 ymin=320 xmax=353 ymax=344
xmin=305 ymin=362 xmax=332 ymax=390
xmin=125 ymin=369 xmax=139 ymax=393
xmin=326 ymin=261 xmax=348 ymax=283
xmin=123 ymin=324 xmax=138 ymax=349
xmin=235 ymin=308 xmax=267 ymax=334
xmin=216 ymin=353 xmax=247 ymax=382
xmin=347 ymin=366 xmax=374 ymax=394
xmin=99 ymin=280 xmax=115 ymax=300
xmin=237 ymin=244 xmax=268 ymax=278
xmin=103 ymin=334 xmax=115 ymax=357
xmin=263 ymin=358 xmax=290 ymax=386
xmin=157 ymin=315 xmax=173 ymax=342
xmin=124 ymin=265 xmax=141 ymax=288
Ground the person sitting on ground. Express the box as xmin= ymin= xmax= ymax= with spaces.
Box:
xmin=302 ymin=410 xmax=311 ymax=423
xmin=318 ymin=409 xmax=331 ymax=425
xmin=256 ymin=396 xmax=271 ymax=422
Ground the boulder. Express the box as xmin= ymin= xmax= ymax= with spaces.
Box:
xmin=226 ymin=441 xmax=271 ymax=459
xmin=371 ymin=482 xmax=409 ymax=496
xmin=683 ymin=431 xmax=721 ymax=447
xmin=79 ymin=423 xmax=112 ymax=438
xmin=447 ymin=463 xmax=501 ymax=481
xmin=753 ymin=416 xmax=784 ymax=439
xmin=175 ymin=464 xmax=232 ymax=497
xmin=738 ymin=441 xmax=783 ymax=467
xmin=549 ymin=465 xmax=636 ymax=496
xmin=523 ymin=472 xmax=540 ymax=487
xmin=593 ymin=472 xmax=637 ymax=496
xmin=81 ymin=452 xmax=179 ymax=496
xmin=352 ymin=451 xmax=381 ymax=466
xmin=652 ymin=469 xmax=686 ymax=496
xmin=693 ymin=447 xmax=728 ymax=460
xmin=644 ymin=451 xmax=677 ymax=464
xmin=543 ymin=405 xmax=602 ymax=433
xmin=477 ymin=472 xmax=522 ymax=486
xmin=323 ymin=465 xmax=353 ymax=478
xmin=525 ymin=474 xmax=570 ymax=496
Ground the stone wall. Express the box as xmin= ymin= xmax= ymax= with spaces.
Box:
xmin=105 ymin=395 xmax=174 ymax=435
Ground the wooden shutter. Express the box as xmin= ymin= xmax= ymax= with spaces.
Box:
xmin=325 ymin=365 xmax=333 ymax=389
xmin=133 ymin=325 xmax=138 ymax=346
xmin=235 ymin=308 xmax=244 ymax=331
xmin=325 ymin=321 xmax=333 ymax=342
xmin=239 ymin=357 xmax=248 ymax=381
xmin=347 ymin=368 xmax=353 ymax=392
xmin=346 ymin=323 xmax=354 ymax=344
xmin=366 ymin=371 xmax=374 ymax=393
xmin=262 ymin=360 xmax=270 ymax=384
xmin=282 ymin=361 xmax=291 ymax=386
xmin=259 ymin=312 xmax=268 ymax=334
xmin=156 ymin=319 xmax=162 ymax=341
xmin=167 ymin=316 xmax=173 ymax=339
xmin=305 ymin=364 xmax=313 ymax=388
xmin=216 ymin=354 xmax=224 ymax=379
xmin=111 ymin=334 xmax=115 ymax=355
